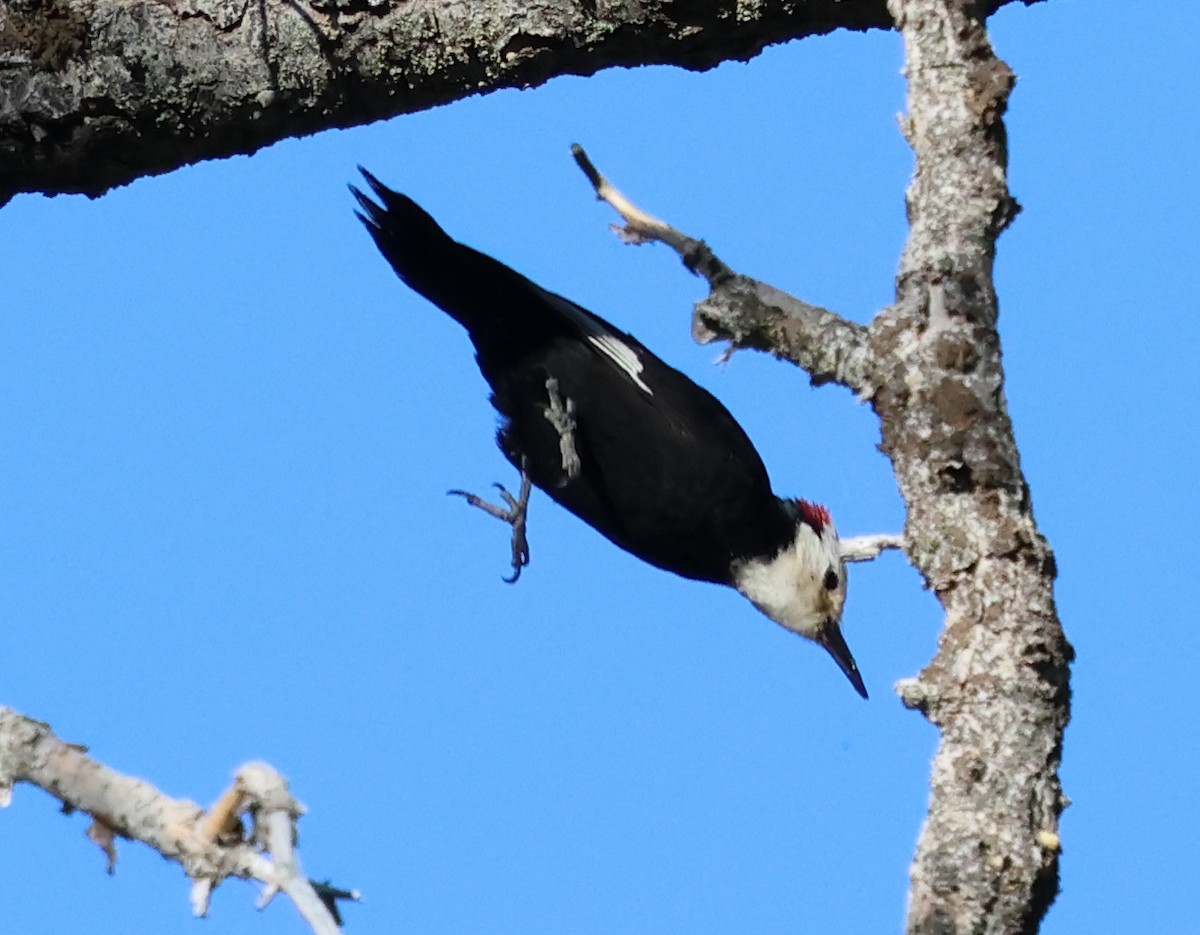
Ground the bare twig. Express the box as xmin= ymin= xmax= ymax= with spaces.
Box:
xmin=840 ymin=533 xmax=905 ymax=563
xmin=570 ymin=144 xmax=872 ymax=393
xmin=0 ymin=707 xmax=349 ymax=935
xmin=311 ymin=880 xmax=364 ymax=926
xmin=571 ymin=143 xmax=734 ymax=287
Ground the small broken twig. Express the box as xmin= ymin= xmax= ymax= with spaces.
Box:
xmin=311 ymin=879 xmax=363 ymax=926
xmin=571 ymin=143 xmax=734 ymax=288
xmin=840 ymin=534 xmax=905 ymax=563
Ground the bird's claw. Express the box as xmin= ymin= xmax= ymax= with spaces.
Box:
xmin=491 ymin=482 xmax=523 ymax=512
xmin=501 ymin=526 xmax=530 ymax=585
xmin=448 ymin=471 xmax=533 ymax=583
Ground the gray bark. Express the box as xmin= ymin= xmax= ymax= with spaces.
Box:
xmin=0 ymin=0 xmax=1070 ymax=933
xmin=886 ymin=2 xmax=1070 ymax=931
xmin=0 ymin=0 xmax=1024 ymax=204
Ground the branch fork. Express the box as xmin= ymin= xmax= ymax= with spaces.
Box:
xmin=0 ymin=707 xmax=356 ymax=935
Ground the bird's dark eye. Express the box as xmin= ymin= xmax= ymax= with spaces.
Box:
xmin=823 ymin=568 xmax=840 ymax=591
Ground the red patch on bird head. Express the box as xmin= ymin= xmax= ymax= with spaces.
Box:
xmin=795 ymin=499 xmax=832 ymax=531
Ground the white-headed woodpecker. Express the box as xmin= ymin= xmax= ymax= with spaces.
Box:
xmin=351 ymin=169 xmax=867 ymax=698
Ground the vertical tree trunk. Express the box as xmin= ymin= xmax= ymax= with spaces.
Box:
xmin=877 ymin=1 xmax=1072 ymax=931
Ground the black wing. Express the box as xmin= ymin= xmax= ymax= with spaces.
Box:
xmin=353 ymin=169 xmax=794 ymax=583
xmin=494 ymin=335 xmax=793 ymax=584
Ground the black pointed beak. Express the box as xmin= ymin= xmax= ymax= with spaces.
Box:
xmin=819 ymin=623 xmax=868 ymax=699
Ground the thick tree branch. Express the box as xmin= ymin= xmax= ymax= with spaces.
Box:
xmin=872 ymin=1 xmax=1071 ymax=933
xmin=0 ymin=707 xmax=354 ymax=935
xmin=0 ymin=0 xmax=1029 ymax=205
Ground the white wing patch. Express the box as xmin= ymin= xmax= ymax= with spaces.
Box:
xmin=585 ymin=333 xmax=653 ymax=395
xmin=542 ymin=290 xmax=653 ymax=396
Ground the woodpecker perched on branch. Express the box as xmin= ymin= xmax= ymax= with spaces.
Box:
xmin=351 ymin=169 xmax=867 ymax=698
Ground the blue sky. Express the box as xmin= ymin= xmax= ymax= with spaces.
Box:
xmin=2 ymin=1 xmax=1197 ymax=932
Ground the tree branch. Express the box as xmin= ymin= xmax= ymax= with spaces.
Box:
xmin=840 ymin=533 xmax=905 ymax=563
xmin=873 ymin=1 xmax=1072 ymax=932
xmin=0 ymin=0 xmax=1029 ymax=205
xmin=571 ymin=142 xmax=872 ymax=393
xmin=0 ymin=706 xmax=354 ymax=935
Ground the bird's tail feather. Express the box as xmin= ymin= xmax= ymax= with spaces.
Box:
xmin=351 ymin=168 xmax=532 ymax=337
xmin=351 ymin=168 xmax=471 ymax=315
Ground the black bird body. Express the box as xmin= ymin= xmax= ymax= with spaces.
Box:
xmin=352 ymin=170 xmax=867 ymax=697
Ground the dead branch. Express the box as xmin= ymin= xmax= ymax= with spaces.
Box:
xmin=571 ymin=143 xmax=874 ymax=393
xmin=840 ymin=534 xmax=906 ymax=563
xmin=0 ymin=706 xmax=356 ymax=934
xmin=0 ymin=0 xmax=935 ymax=205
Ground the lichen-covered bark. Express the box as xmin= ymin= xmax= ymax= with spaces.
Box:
xmin=876 ymin=1 xmax=1071 ymax=932
xmin=695 ymin=276 xmax=873 ymax=388
xmin=0 ymin=0 xmax=1022 ymax=204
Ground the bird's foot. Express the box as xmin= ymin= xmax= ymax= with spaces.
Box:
xmin=543 ymin=377 xmax=581 ymax=481
xmin=447 ymin=471 xmax=533 ymax=584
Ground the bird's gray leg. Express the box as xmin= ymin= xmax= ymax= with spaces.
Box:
xmin=543 ymin=377 xmax=581 ymax=481
xmin=448 ymin=464 xmax=533 ymax=584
